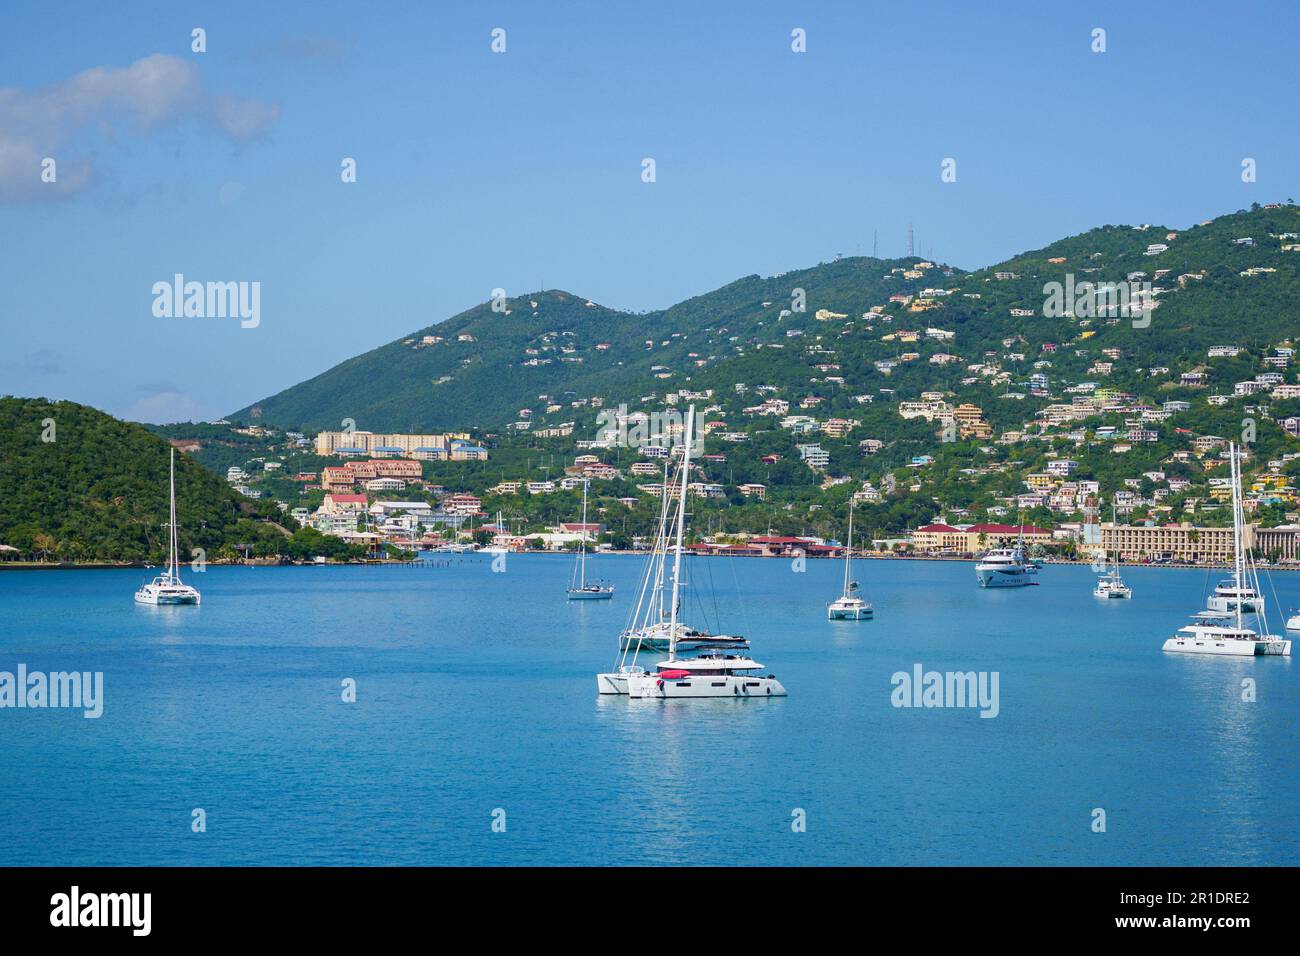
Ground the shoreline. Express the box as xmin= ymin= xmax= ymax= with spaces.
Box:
xmin=5 ymin=553 xmax=1299 ymax=572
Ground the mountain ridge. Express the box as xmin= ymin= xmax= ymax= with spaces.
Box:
xmin=229 ymin=203 xmax=1300 ymax=434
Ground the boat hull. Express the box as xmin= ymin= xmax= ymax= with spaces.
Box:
xmin=828 ymin=605 xmax=873 ymax=620
xmin=976 ymin=568 xmax=1034 ymax=588
xmin=567 ymin=588 xmax=613 ymax=601
xmin=625 ymin=673 xmax=787 ymax=698
xmin=134 ymin=590 xmax=200 ymax=606
xmin=1162 ymin=637 xmax=1292 ymax=656
xmin=596 ymin=672 xmax=630 ymax=695
xmin=619 ymin=638 xmax=670 ymax=652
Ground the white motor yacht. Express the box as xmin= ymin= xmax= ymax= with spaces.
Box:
xmin=975 ymin=536 xmax=1040 ymax=588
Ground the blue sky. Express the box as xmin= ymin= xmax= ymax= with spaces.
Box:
xmin=3 ymin=0 xmax=1297 ymax=423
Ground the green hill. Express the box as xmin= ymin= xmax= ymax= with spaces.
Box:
xmin=230 ymin=204 xmax=1300 ymax=435
xmin=0 ymin=397 xmax=302 ymax=563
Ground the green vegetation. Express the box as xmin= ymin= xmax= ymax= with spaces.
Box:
xmin=212 ymin=206 xmax=1300 ymax=543
xmin=11 ymin=206 xmax=1299 ymax=559
xmin=229 ymin=205 xmax=1300 ymax=440
xmin=0 ymin=398 xmax=365 ymax=563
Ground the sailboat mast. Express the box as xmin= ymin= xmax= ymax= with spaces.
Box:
xmin=843 ymin=501 xmax=854 ymax=597
xmin=1110 ymin=503 xmax=1118 ymax=576
xmin=1230 ymin=442 xmax=1243 ymax=631
xmin=578 ymin=479 xmax=588 ymax=589
xmin=667 ymin=405 xmax=695 ymax=662
xmin=169 ymin=448 xmax=179 ymax=580
xmin=653 ymin=457 xmax=671 ymax=624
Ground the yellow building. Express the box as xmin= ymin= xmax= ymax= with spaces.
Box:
xmin=912 ymin=523 xmax=1054 ymax=552
xmin=1101 ymin=522 xmax=1243 ymax=563
xmin=949 ymin=403 xmax=991 ymax=439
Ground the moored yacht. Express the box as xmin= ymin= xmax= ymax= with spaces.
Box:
xmin=1093 ymin=572 xmax=1132 ymax=599
xmin=1163 ymin=622 xmax=1290 ymax=656
xmin=975 ymin=536 xmax=1040 ymax=588
xmin=566 ymin=479 xmax=613 ymax=600
xmin=135 ymin=448 xmax=201 ymax=606
xmin=1092 ymin=505 xmax=1131 ymax=599
xmin=625 ymin=651 xmax=788 ymax=699
xmin=828 ymin=500 xmax=872 ymax=620
xmin=597 ymin=404 xmax=786 ymax=699
xmin=1206 ymin=581 xmax=1262 ymax=614
xmin=1162 ymin=443 xmax=1289 ymax=657
xmin=618 ymin=621 xmax=748 ymax=653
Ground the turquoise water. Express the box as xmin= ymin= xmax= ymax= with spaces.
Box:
xmin=0 ymin=555 xmax=1295 ymax=866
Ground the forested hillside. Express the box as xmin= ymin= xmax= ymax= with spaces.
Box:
xmin=230 ymin=204 xmax=1300 ymax=437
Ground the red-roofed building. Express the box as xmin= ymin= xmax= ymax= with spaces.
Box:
xmin=321 ymin=493 xmax=368 ymax=515
xmin=444 ymin=494 xmax=483 ymax=516
xmin=687 ymin=543 xmax=764 ymax=556
xmin=746 ymin=535 xmax=831 ymax=557
xmin=560 ymin=522 xmax=605 ymax=536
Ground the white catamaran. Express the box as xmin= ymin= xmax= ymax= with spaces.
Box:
xmin=566 ymin=479 xmax=613 ymax=600
xmin=827 ymin=500 xmax=872 ymax=619
xmin=1163 ymin=443 xmax=1290 ymax=657
xmin=597 ymin=405 xmax=786 ymax=698
xmin=1093 ymin=505 xmax=1132 ymax=599
xmin=135 ymin=448 xmax=202 ymax=606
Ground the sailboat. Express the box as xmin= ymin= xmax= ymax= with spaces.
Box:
xmin=1093 ymin=504 xmax=1132 ymax=599
xmin=597 ymin=405 xmax=787 ymax=698
xmin=566 ymin=479 xmax=613 ymax=600
xmin=827 ymin=500 xmax=872 ymax=619
xmin=608 ymin=458 xmax=746 ymax=656
xmin=135 ymin=448 xmax=202 ymax=605
xmin=1163 ymin=443 xmax=1290 ymax=656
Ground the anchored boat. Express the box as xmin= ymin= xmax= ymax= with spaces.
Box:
xmin=135 ymin=448 xmax=201 ymax=606
xmin=828 ymin=500 xmax=872 ymax=619
xmin=597 ymin=405 xmax=786 ymax=699
xmin=1163 ymin=443 xmax=1290 ymax=657
xmin=566 ymin=478 xmax=613 ymax=600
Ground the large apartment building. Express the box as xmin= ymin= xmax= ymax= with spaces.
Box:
xmin=1101 ymin=522 xmax=1242 ymax=562
xmin=314 ymin=430 xmax=475 ymax=457
xmin=1254 ymin=525 xmax=1300 ymax=562
xmin=911 ymin=522 xmax=1054 ymax=552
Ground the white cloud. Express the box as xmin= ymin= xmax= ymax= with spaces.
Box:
xmin=0 ymin=53 xmax=280 ymax=202
xmin=121 ymin=386 xmax=210 ymax=425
